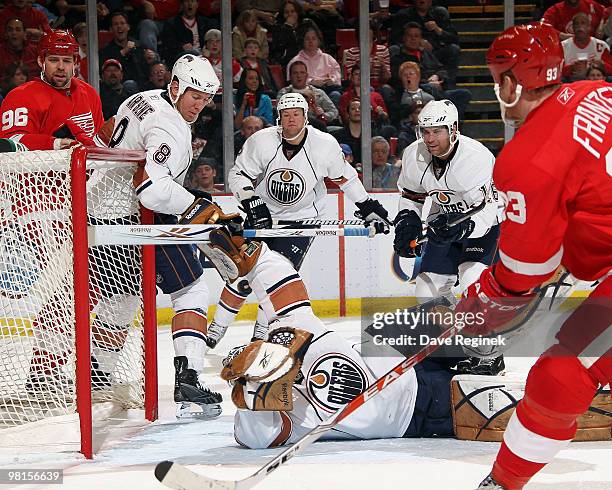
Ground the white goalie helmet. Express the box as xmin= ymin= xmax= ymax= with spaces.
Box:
xmin=168 ymin=54 xmax=219 ymax=104
xmin=276 ymin=92 xmax=309 ymax=141
xmin=416 ymin=100 xmax=460 ymax=154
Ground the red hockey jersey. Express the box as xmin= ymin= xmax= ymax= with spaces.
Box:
xmin=494 ymin=81 xmax=612 ymax=292
xmin=0 ymin=77 xmax=103 ymax=150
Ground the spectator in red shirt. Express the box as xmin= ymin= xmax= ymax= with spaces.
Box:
xmin=562 ymin=12 xmax=612 ymax=80
xmin=0 ymin=0 xmax=50 ymax=43
xmin=342 ymin=20 xmax=391 ymax=89
xmin=0 ymin=18 xmax=38 ymax=87
xmin=542 ymin=0 xmax=605 ymax=40
xmin=339 ymin=65 xmax=396 ymax=139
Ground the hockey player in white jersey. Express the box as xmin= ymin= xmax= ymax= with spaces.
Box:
xmin=206 ymin=92 xmax=391 ymax=347
xmin=394 ymin=100 xmax=503 ymax=375
xmin=219 ymin=306 xmax=469 ymax=448
xmin=98 ymin=54 xmax=241 ymax=418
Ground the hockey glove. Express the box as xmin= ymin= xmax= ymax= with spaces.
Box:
xmin=393 ymin=209 xmax=422 ymax=258
xmin=454 ymin=267 xmax=536 ymax=339
xmin=221 ymin=327 xmax=313 ymax=411
xmin=426 ymin=212 xmax=475 ymax=244
xmin=355 ymin=198 xmax=391 ymax=234
xmin=179 ymin=198 xmax=242 ymax=227
xmin=241 ymin=196 xmax=272 ymax=229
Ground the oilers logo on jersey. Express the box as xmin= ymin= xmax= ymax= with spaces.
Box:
xmin=306 ymin=353 xmax=368 ymax=413
xmin=266 ymin=169 xmax=306 ymax=206
xmin=434 ymin=191 xmax=453 ymax=204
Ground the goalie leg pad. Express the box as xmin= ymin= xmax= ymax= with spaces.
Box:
xmin=199 ymin=230 xmax=262 ymax=282
xmin=451 ymin=373 xmax=612 ymax=442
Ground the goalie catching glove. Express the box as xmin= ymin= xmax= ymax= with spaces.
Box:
xmin=354 ymin=198 xmax=391 ymax=234
xmin=221 ymin=327 xmax=313 ymax=411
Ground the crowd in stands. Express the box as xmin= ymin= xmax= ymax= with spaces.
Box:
xmin=1 ymin=0 xmax=611 ymax=190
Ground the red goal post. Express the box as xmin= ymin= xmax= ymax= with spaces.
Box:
xmin=0 ymin=146 xmax=158 ymax=458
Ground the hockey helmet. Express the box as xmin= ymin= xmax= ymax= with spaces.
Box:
xmin=276 ymin=92 xmax=309 ymax=115
xmin=416 ymin=99 xmax=459 ymax=147
xmin=169 ymin=54 xmax=219 ymax=104
xmin=487 ymin=22 xmax=563 ymax=92
xmin=39 ymin=29 xmax=79 ymax=62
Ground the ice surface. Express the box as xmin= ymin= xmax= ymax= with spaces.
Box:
xmin=0 ymin=318 xmax=610 ymax=490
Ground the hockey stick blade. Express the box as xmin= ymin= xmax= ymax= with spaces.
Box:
xmin=155 ymin=460 xmax=237 ymax=490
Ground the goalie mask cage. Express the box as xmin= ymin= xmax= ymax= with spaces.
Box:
xmin=0 ymin=146 xmax=157 ymax=458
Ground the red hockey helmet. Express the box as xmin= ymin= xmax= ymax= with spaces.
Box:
xmin=486 ymin=22 xmax=563 ymax=91
xmin=39 ymin=29 xmax=80 ymax=62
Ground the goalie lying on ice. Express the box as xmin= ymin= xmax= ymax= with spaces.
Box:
xmin=221 ymin=313 xmax=612 ymax=449
xmin=221 ymin=312 xmax=460 ymax=449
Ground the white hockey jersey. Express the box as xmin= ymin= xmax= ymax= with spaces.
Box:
xmin=234 ymin=313 xmax=417 ymax=449
xmin=561 ymin=37 xmax=610 ymax=67
xmin=229 ymin=126 xmax=369 ymax=220
xmin=108 ymin=90 xmax=196 ymax=216
xmin=398 ymin=135 xmax=499 ymax=238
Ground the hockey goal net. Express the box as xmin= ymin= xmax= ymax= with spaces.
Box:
xmin=0 ymin=146 xmax=157 ymax=458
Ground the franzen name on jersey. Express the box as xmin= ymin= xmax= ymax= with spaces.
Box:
xmin=398 ymin=135 xmax=500 ymax=238
xmin=108 ymin=90 xmax=196 ymax=216
xmin=229 ymin=126 xmax=368 ymax=220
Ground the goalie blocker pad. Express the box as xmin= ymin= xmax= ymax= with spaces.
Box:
xmin=451 ymin=375 xmax=612 ymax=442
xmin=198 ymin=230 xmax=262 ymax=282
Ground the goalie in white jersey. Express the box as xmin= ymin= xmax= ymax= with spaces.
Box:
xmin=220 ymin=309 xmax=469 ymax=449
xmin=394 ymin=100 xmax=503 ymax=375
xmin=206 ymin=93 xmax=391 ymax=347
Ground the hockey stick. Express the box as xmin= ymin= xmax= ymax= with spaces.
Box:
xmin=88 ymin=225 xmax=377 ymax=246
xmin=409 ymin=199 xmax=487 ymax=248
xmin=273 ymin=218 xmax=366 ymax=226
xmin=154 ymin=306 xmax=461 ymax=490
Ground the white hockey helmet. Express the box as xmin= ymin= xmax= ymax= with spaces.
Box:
xmin=276 ymin=92 xmax=309 ymax=141
xmin=168 ymin=54 xmax=219 ymax=104
xmin=416 ymin=100 xmax=460 ymax=155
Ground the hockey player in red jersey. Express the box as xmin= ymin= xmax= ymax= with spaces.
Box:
xmin=453 ymin=22 xmax=612 ymax=489
xmin=0 ymin=29 xmax=103 ymax=150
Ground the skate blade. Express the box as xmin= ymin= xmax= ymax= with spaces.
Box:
xmin=175 ymin=401 xmax=222 ymax=420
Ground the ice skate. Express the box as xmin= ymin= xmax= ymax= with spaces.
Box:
xmin=174 ymin=356 xmax=222 ymax=419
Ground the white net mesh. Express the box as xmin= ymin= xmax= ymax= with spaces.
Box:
xmin=0 ymin=148 xmax=147 ymax=435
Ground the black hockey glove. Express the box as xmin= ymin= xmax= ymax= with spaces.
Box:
xmin=241 ymin=195 xmax=272 ymax=229
xmin=426 ymin=212 xmax=475 ymax=245
xmin=393 ymin=209 xmax=422 ymax=258
xmin=354 ymin=198 xmax=390 ymax=234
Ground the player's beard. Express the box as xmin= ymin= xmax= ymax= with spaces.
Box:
xmin=41 ymin=64 xmax=73 ymax=90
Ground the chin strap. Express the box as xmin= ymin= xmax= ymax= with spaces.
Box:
xmin=279 ymin=125 xmax=307 ymax=142
xmin=437 ymin=129 xmax=460 ymax=158
xmin=494 ymin=83 xmax=524 ymax=128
